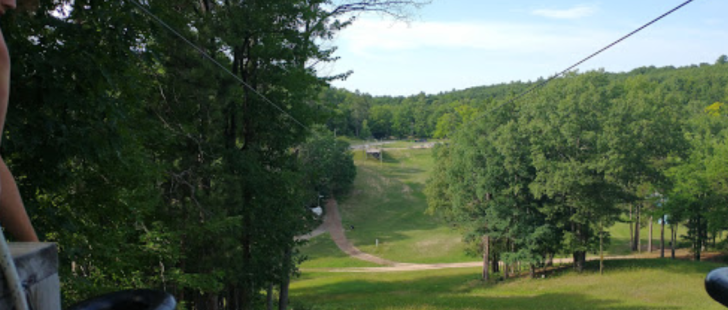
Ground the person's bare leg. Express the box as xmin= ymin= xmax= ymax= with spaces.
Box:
xmin=0 ymin=1 xmax=38 ymax=242
xmin=0 ymin=156 xmax=37 ymax=242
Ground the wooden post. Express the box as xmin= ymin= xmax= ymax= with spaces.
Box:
xmin=660 ymin=215 xmax=665 ymax=258
xmin=649 ymin=216 xmax=653 ymax=253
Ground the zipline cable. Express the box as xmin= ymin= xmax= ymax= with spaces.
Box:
xmin=452 ymin=0 xmax=694 ymax=137
xmin=128 ymin=0 xmax=311 ymax=132
xmin=131 ymin=0 xmax=694 ymax=139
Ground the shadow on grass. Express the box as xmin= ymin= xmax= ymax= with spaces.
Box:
xmin=384 ymin=166 xmax=426 ymax=181
xmin=581 ymin=258 xmax=724 ymax=276
xmin=297 ymin=293 xmax=675 ymax=310
xmin=292 ymin=272 xmax=679 ymax=310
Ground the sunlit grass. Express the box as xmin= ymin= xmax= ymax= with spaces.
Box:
xmin=302 ymin=146 xmax=691 ymax=267
xmin=299 ymin=234 xmax=380 ymax=269
xmin=291 ymin=259 xmax=724 ymax=310
xmin=336 ymin=148 xmax=473 ymax=264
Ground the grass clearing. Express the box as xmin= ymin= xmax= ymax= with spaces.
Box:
xmin=334 ymin=148 xmax=473 ymax=264
xmin=295 ymin=142 xmax=726 ymax=309
xmin=300 ymin=234 xmax=380 ymax=269
xmin=291 ymin=258 xmax=725 ymax=310
xmin=608 ymin=222 xmax=665 ymax=256
xmin=301 ymin=145 xmax=694 ymax=267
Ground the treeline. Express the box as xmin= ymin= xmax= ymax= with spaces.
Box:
xmin=423 ymin=60 xmax=728 ymax=279
xmin=322 ymin=82 xmax=535 ymax=139
xmin=323 ymin=58 xmax=728 ymax=141
xmin=0 ymin=1 xmax=431 ymax=309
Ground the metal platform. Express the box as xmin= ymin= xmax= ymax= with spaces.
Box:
xmin=0 ymin=243 xmax=60 ymax=310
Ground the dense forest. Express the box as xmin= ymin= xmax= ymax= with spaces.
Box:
xmin=2 ymin=0 xmax=727 ymax=309
xmin=0 ymin=1 xmax=426 ymax=309
xmin=323 ymin=58 xmax=728 ymax=141
xmin=419 ymin=59 xmax=728 ymax=278
xmin=323 ymin=59 xmax=728 ymax=279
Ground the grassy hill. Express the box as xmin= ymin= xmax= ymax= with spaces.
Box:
xmin=300 ymin=145 xmax=679 ymax=268
xmin=301 ymin=145 xmax=472 ymax=268
xmin=291 ymin=258 xmax=724 ymax=310
xmin=294 ymin=145 xmax=725 ymax=309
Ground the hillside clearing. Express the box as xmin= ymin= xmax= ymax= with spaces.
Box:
xmin=291 ymin=259 xmax=724 ymax=310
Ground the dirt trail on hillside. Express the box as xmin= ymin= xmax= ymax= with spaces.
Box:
xmin=324 ymin=198 xmax=402 ymax=266
xmin=294 ymin=223 xmax=327 ymax=241
xmin=307 ymin=198 xmax=711 ymax=272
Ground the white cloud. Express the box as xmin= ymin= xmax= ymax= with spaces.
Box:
xmin=336 ymin=19 xmax=612 ymax=58
xmin=531 ymin=5 xmax=597 ymax=19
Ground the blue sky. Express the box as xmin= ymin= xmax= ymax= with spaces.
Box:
xmin=324 ymin=0 xmax=728 ymax=96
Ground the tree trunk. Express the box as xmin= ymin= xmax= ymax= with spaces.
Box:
xmin=511 ymin=240 xmax=516 ymax=277
xmin=695 ymin=216 xmax=701 ymax=261
xmin=503 ymin=239 xmax=510 ymax=280
xmin=648 ymin=216 xmax=653 ymax=252
xmin=660 ymin=215 xmax=665 ymax=258
xmin=230 ymin=286 xmax=239 ymax=310
xmin=573 ymin=251 xmax=585 ymax=273
xmin=267 ymin=284 xmax=273 ymax=310
xmin=574 ymin=221 xmax=586 ymax=272
xmin=482 ymin=235 xmax=490 ymax=281
xmin=194 ymin=292 xmax=204 ymax=310
xmin=279 ymin=246 xmax=292 ymax=310
xmin=207 ymin=293 xmax=219 ymax=310
xmin=546 ymin=253 xmax=554 ymax=267
xmin=635 ymin=204 xmax=641 ymax=253
xmin=629 ymin=204 xmax=634 ymax=250
xmin=492 ymin=252 xmax=499 ymax=273
xmin=671 ymin=224 xmax=676 ymax=259
xmin=599 ymin=222 xmax=604 ymax=275
xmin=530 ymin=264 xmax=536 ymax=279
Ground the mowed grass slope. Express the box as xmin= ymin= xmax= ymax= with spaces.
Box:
xmin=291 ymin=258 xmax=725 ymax=310
xmin=300 ymin=145 xmax=692 ymax=267
xmin=299 ymin=235 xmax=382 ymax=269
xmin=340 ymin=148 xmax=471 ymax=264
xmin=300 ymin=147 xmax=472 ymax=267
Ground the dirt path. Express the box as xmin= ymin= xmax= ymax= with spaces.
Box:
xmin=305 ymin=198 xmax=710 ymax=272
xmin=324 ymin=198 xmax=401 ymax=266
xmin=294 ymin=223 xmax=327 ymax=241
xmin=319 ymin=254 xmax=669 ymax=273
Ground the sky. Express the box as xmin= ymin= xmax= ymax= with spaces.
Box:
xmin=323 ymin=0 xmax=728 ymax=96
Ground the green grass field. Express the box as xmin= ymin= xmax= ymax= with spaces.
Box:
xmin=300 ymin=146 xmax=683 ymax=267
xmin=301 ymin=147 xmax=472 ymax=267
xmin=300 ymin=234 xmax=381 ymax=268
xmin=291 ymin=259 xmax=725 ymax=310
xmin=342 ymin=148 xmax=470 ymax=264
xmin=608 ymin=221 xmax=681 ymax=256
xmin=295 ymin=144 xmax=726 ymax=309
